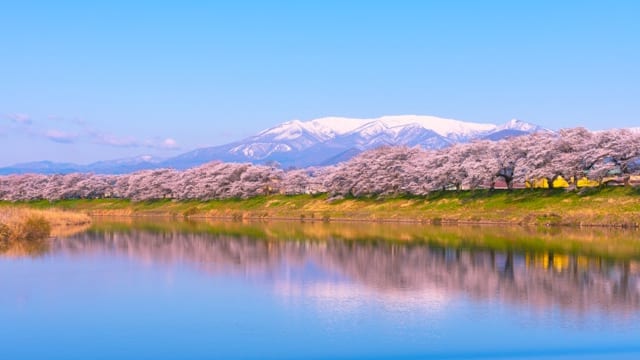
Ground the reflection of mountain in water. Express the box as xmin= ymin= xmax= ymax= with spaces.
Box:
xmin=53 ymin=229 xmax=640 ymax=316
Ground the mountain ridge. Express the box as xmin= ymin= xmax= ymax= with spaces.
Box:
xmin=1 ymin=115 xmax=544 ymax=174
xmin=161 ymin=115 xmax=544 ymax=169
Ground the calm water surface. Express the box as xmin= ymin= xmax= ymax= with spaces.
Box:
xmin=2 ymin=220 xmax=640 ymax=359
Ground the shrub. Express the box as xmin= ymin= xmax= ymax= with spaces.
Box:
xmin=18 ymin=216 xmax=51 ymax=241
xmin=0 ymin=223 xmax=9 ymax=250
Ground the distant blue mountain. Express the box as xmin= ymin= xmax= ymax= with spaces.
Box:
xmin=0 ymin=156 xmax=162 ymax=175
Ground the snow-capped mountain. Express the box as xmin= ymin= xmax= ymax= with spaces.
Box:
xmin=0 ymin=115 xmax=544 ymax=174
xmin=162 ymin=115 xmax=544 ymax=169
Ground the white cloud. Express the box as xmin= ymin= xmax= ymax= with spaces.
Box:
xmin=160 ymin=138 xmax=178 ymax=149
xmin=45 ymin=129 xmax=78 ymax=143
xmin=5 ymin=111 xmax=179 ymax=151
xmin=91 ymin=132 xmax=179 ymax=150
xmin=141 ymin=137 xmax=180 ymax=150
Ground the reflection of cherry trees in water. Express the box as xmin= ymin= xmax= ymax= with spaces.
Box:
xmin=52 ymin=229 xmax=640 ymax=316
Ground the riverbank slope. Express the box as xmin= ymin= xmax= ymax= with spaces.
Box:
xmin=5 ymin=187 xmax=640 ymax=227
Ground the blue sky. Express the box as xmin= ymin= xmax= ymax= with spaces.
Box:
xmin=1 ymin=1 xmax=639 ymax=166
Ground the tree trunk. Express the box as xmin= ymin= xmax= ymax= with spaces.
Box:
xmin=572 ymin=174 xmax=580 ymax=189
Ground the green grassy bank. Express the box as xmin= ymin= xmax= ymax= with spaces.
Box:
xmin=4 ymin=187 xmax=640 ymax=227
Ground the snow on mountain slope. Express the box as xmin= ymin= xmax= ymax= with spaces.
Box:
xmin=373 ymin=115 xmax=497 ymax=139
xmin=161 ymin=115 xmax=543 ymax=169
xmin=260 ymin=118 xmax=369 ymax=140
xmin=229 ymin=143 xmax=292 ymax=159
xmin=257 ymin=115 xmax=503 ymax=145
xmin=228 ymin=115 xmax=536 ymax=155
xmin=267 ymin=115 xmax=498 ymax=140
xmin=497 ymin=118 xmax=542 ymax=132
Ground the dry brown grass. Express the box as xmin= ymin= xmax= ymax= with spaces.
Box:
xmin=0 ymin=208 xmax=91 ymax=234
xmin=0 ymin=208 xmax=92 ymax=256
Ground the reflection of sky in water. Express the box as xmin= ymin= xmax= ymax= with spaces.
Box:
xmin=1 ymin=226 xmax=640 ymax=359
xmin=274 ymin=280 xmax=449 ymax=318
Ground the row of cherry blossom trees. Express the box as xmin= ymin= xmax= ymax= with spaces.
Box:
xmin=323 ymin=128 xmax=640 ymax=196
xmin=1 ymin=128 xmax=639 ymax=201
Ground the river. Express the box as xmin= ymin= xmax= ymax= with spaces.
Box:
xmin=2 ymin=219 xmax=640 ymax=359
